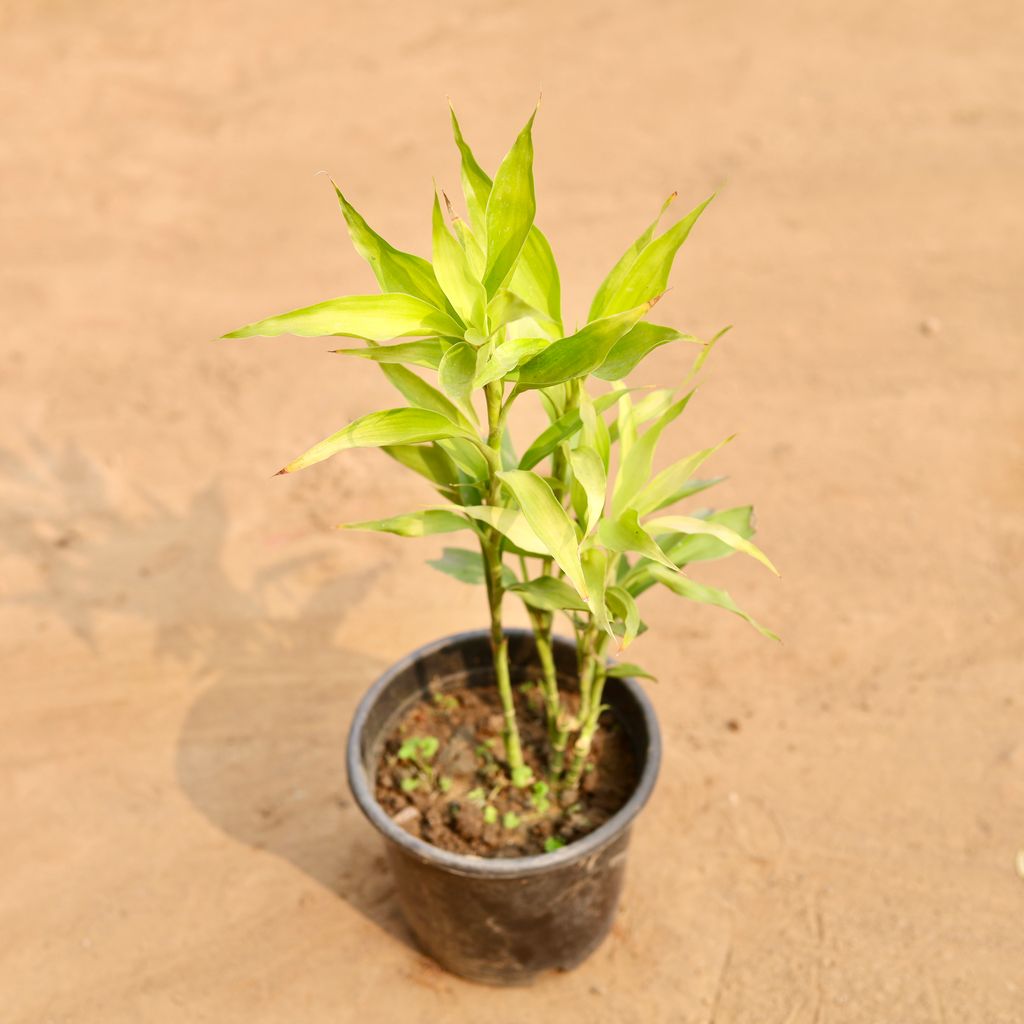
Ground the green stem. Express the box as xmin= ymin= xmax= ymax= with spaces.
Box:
xmin=563 ymin=632 xmax=610 ymax=789
xmin=482 ymin=380 xmax=528 ymax=785
xmin=528 ymin=609 xmax=567 ymax=775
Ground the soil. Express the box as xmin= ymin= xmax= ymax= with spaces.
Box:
xmin=374 ymin=678 xmax=638 ymax=857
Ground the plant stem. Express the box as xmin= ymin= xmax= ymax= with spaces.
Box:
xmin=482 ymin=380 xmax=527 ymax=784
xmin=563 ymin=631 xmax=610 ymax=789
xmin=527 ymin=608 xmax=567 ymax=775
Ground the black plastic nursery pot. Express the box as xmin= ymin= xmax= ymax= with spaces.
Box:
xmin=346 ymin=628 xmax=662 ymax=986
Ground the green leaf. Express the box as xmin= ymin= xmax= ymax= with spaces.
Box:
xmin=432 ymin=192 xmax=486 ymax=328
xmin=331 ymin=181 xmax=450 ymax=311
xmin=507 ymin=576 xmax=588 ymax=613
xmin=497 ymin=470 xmax=588 ymax=598
xmin=224 ymin=293 xmax=463 ymax=342
xmin=638 ymin=475 xmax=727 ymax=516
xmin=661 ymin=506 xmax=754 ymax=564
xmin=581 ymin=547 xmax=612 ymax=637
xmin=615 ymin=388 xmax=637 ymax=459
xmin=605 ymin=662 xmax=657 ymax=681
xmin=643 ymin=514 xmax=779 ymax=575
xmin=519 ymin=389 xmax=633 ymax=469
xmin=593 ymin=323 xmax=701 ymax=381
xmin=631 ymin=436 xmax=735 ymax=517
xmin=374 ymin=361 xmax=472 ymax=430
xmin=597 ymin=509 xmax=678 ymax=572
xmin=437 ymin=341 xmax=479 ymax=422
xmin=332 ymin=338 xmax=446 ymax=369
xmin=449 ymin=104 xmax=493 ymax=238
xmin=611 ymin=391 xmax=694 ymax=516
xmin=500 ymin=424 xmax=518 ymax=471
xmin=474 ymin=336 xmax=549 ymax=388
xmin=502 ymin=811 xmax=520 ymax=829
xmin=589 ymin=192 xmax=677 ymax=322
xmin=483 ymin=805 xmax=498 ymax=825
xmin=339 ymin=509 xmax=469 ymax=537
xmin=591 ymin=195 xmax=713 ymax=318
xmin=509 ymin=228 xmax=562 ymax=331
xmin=544 ymin=836 xmax=567 ymax=853
xmin=609 ymin=388 xmax=676 ymax=444
xmin=687 ymin=325 xmax=732 ymax=380
xmin=606 ymin=585 xmax=641 ymax=650
xmin=514 ymin=302 xmax=655 ymax=391
xmin=449 ymin=106 xmax=561 ymax=326
xmin=400 ymin=776 xmax=421 ymax=793
xmin=483 ymin=110 xmax=537 ymax=296
xmin=437 ymin=437 xmax=490 ymax=484
xmin=427 ymin=547 xmax=515 ymax=586
xmin=568 ymin=447 xmax=606 ymax=536
xmin=278 ymin=408 xmax=473 ymax=474
xmin=382 ymin=444 xmax=461 ymax=493
xmin=648 ymin=566 xmax=780 ymax=641
xmin=487 ymin=291 xmax=558 ymax=337
xmin=459 ymin=505 xmax=547 ymax=556
xmin=579 ymin=390 xmax=611 ymax=470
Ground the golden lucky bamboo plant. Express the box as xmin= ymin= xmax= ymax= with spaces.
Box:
xmin=224 ymin=104 xmax=778 ymax=799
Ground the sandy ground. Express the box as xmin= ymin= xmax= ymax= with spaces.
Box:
xmin=2 ymin=1 xmax=1023 ymax=1021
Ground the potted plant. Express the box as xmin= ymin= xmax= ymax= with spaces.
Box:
xmin=224 ymin=104 xmax=778 ymax=985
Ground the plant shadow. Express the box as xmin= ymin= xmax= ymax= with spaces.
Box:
xmin=0 ymin=439 xmax=415 ymax=949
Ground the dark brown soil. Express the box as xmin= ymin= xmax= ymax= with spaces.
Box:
xmin=373 ymin=677 xmax=639 ymax=857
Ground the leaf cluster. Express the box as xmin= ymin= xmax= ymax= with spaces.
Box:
xmin=224 ymin=104 xmax=778 ymax=798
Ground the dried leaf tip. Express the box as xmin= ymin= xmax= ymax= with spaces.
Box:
xmin=273 ymin=467 xmax=289 ymax=477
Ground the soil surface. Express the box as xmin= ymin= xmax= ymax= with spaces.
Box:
xmin=2 ymin=2 xmax=1023 ymax=1022
xmin=374 ymin=679 xmax=638 ymax=856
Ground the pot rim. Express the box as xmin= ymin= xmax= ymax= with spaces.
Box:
xmin=346 ymin=627 xmax=662 ymax=879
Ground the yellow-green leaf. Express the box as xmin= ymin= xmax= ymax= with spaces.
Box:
xmin=449 ymin=106 xmax=561 ymax=326
xmin=332 ymin=182 xmax=450 ymax=311
xmin=474 ymin=336 xmax=549 ymax=388
xmin=509 ymin=228 xmax=562 ymax=331
xmin=643 ymin=514 xmax=779 ymax=575
xmin=611 ymin=390 xmax=694 ymax=516
xmin=519 ymin=389 xmax=634 ymax=469
xmin=597 ymin=509 xmax=678 ymax=572
xmin=432 ymin=192 xmax=486 ymax=328
xmin=332 ymin=338 xmax=446 ymax=369
xmin=437 ymin=341 xmax=479 ymax=423
xmin=459 ymin=505 xmax=547 ymax=556
xmin=223 ymin=293 xmax=463 ymax=342
xmin=606 ymin=585 xmax=640 ymax=650
xmin=592 ymin=195 xmax=713 ymax=319
xmin=594 ymin=323 xmax=701 ymax=382
xmin=483 ymin=110 xmax=537 ymax=296
xmin=382 ymin=444 xmax=460 ymax=494
xmin=497 ymin=469 xmax=587 ymax=598
xmin=660 ymin=506 xmax=755 ymax=564
xmin=507 ymin=577 xmax=588 ymax=613
xmin=339 ymin=510 xmax=469 ymax=537
xmin=279 ymin=408 xmax=473 ymax=474
xmin=568 ymin=447 xmax=606 ymax=536
xmin=649 ymin=566 xmax=780 ymax=641
xmin=449 ymin=104 xmax=492 ymax=238
xmin=631 ymin=435 xmax=735 ymax=517
xmin=514 ymin=302 xmax=656 ymax=391
xmin=581 ymin=547 xmax=612 ymax=636
xmin=374 ymin=360 xmax=472 ymax=430
xmin=589 ymin=192 xmax=677 ymax=322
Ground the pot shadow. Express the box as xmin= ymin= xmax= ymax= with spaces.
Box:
xmin=0 ymin=439 xmax=413 ymax=949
